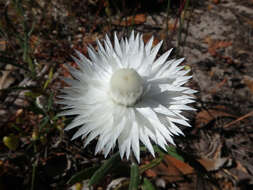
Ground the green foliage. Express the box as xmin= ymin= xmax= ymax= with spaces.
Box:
xmin=43 ymin=67 xmax=54 ymax=89
xmin=89 ymin=152 xmax=121 ymax=185
xmin=166 ymin=146 xmax=184 ymax=162
xmin=129 ymin=163 xmax=139 ymax=190
xmin=141 ymin=178 xmax=155 ymax=190
xmin=139 ymin=157 xmax=163 ymax=174
xmin=67 ymin=165 xmax=100 ymax=185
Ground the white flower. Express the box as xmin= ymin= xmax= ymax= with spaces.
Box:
xmin=58 ymin=31 xmax=196 ymax=162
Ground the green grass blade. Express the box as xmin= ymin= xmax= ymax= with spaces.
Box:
xmin=67 ymin=165 xmax=99 ymax=185
xmin=139 ymin=156 xmax=163 ymax=174
xmin=89 ymin=152 xmax=120 ymax=186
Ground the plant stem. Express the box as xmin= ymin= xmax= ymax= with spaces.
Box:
xmin=129 ymin=152 xmax=139 ymax=190
xmin=31 ymin=158 xmax=38 ymax=190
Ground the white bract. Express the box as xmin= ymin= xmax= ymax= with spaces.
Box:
xmin=58 ymin=31 xmax=196 ymax=162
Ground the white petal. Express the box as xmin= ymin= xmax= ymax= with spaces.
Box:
xmin=131 ymin=121 xmax=140 ymax=162
xmin=114 ymin=32 xmax=122 ymax=57
xmin=168 ymin=117 xmax=191 ymax=127
xmin=153 ymin=49 xmax=173 ymax=67
xmin=139 ymin=128 xmax=155 ymax=157
xmin=145 ymin=36 xmax=154 ymax=54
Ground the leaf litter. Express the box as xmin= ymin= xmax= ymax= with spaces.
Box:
xmin=0 ymin=0 xmax=253 ymax=189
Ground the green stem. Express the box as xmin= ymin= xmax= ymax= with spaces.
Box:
xmin=31 ymin=159 xmax=38 ymax=190
xmin=129 ymin=153 xmax=139 ymax=190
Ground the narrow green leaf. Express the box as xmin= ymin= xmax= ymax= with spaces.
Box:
xmin=67 ymin=165 xmax=99 ymax=185
xmin=46 ymin=92 xmax=54 ymax=111
xmin=24 ymin=91 xmax=41 ymax=99
xmin=166 ymin=146 xmax=184 ymax=162
xmin=139 ymin=156 xmax=163 ymax=174
xmin=43 ymin=67 xmax=54 ymax=89
xmin=89 ymin=152 xmax=120 ymax=186
xmin=142 ymin=178 xmax=155 ymax=190
xmin=128 ymin=163 xmax=139 ymax=190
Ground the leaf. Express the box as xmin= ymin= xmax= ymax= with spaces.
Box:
xmin=128 ymin=163 xmax=139 ymax=190
xmin=2 ymin=134 xmax=19 ymax=151
xmin=89 ymin=152 xmax=120 ymax=186
xmin=43 ymin=67 xmax=54 ymax=89
xmin=67 ymin=165 xmax=99 ymax=185
xmin=145 ymin=155 xmax=194 ymax=182
xmin=0 ymin=64 xmax=15 ymax=90
xmin=243 ymin=75 xmax=253 ymax=94
xmin=195 ymin=106 xmax=235 ymax=128
xmin=139 ymin=157 xmax=163 ymax=174
xmin=164 ymin=155 xmax=194 ymax=175
xmin=203 ymin=37 xmax=232 ymax=56
xmin=212 ymin=0 xmax=220 ymax=4
xmin=143 ymin=33 xmax=160 ymax=46
xmin=197 ymin=157 xmax=228 ymax=171
xmin=46 ymin=92 xmax=54 ymax=111
xmin=166 ymin=146 xmax=184 ymax=162
xmin=142 ymin=178 xmax=155 ymax=190
xmin=0 ymin=39 xmax=7 ymax=51
xmin=113 ymin=14 xmax=146 ymax=26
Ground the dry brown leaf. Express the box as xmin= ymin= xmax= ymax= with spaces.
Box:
xmin=0 ymin=64 xmax=15 ymax=90
xmin=207 ymin=4 xmax=214 ymax=11
xmin=195 ymin=107 xmax=235 ymax=128
xmin=164 ymin=155 xmax=194 ymax=175
xmin=0 ymin=39 xmax=7 ymax=51
xmin=145 ymin=168 xmax=157 ymax=178
xmin=203 ymin=37 xmax=232 ymax=56
xmin=198 ymin=157 xmax=227 ymax=171
xmin=209 ymin=41 xmax=232 ymax=56
xmin=209 ymin=78 xmax=227 ymax=94
xmin=212 ymin=0 xmax=220 ymax=4
xmin=243 ymin=75 xmax=253 ymax=94
xmin=143 ymin=33 xmax=160 ymax=46
xmin=236 ymin=161 xmax=248 ymax=174
xmin=146 ymin=155 xmax=194 ymax=182
xmin=113 ymin=14 xmax=146 ymax=26
xmin=203 ymin=36 xmax=213 ymax=44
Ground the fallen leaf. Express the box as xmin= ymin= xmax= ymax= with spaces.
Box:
xmin=0 ymin=39 xmax=7 ymax=51
xmin=243 ymin=75 xmax=253 ymax=94
xmin=209 ymin=78 xmax=227 ymax=94
xmin=144 ymin=168 xmax=157 ymax=178
xmin=113 ymin=14 xmax=146 ymax=26
xmin=164 ymin=155 xmax=194 ymax=175
xmin=212 ymin=0 xmax=220 ymax=4
xmin=143 ymin=33 xmax=160 ymax=46
xmin=0 ymin=64 xmax=15 ymax=90
xmin=146 ymin=155 xmax=194 ymax=182
xmin=198 ymin=157 xmax=227 ymax=171
xmin=236 ymin=161 xmax=248 ymax=174
xmin=207 ymin=4 xmax=214 ymax=10
xmin=203 ymin=37 xmax=232 ymax=56
xmin=195 ymin=106 xmax=235 ymax=128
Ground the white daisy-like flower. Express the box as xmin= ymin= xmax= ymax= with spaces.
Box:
xmin=58 ymin=31 xmax=196 ymax=163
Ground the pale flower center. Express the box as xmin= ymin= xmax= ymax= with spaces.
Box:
xmin=109 ymin=68 xmax=144 ymax=106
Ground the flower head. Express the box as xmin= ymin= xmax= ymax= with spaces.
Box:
xmin=58 ymin=31 xmax=196 ymax=162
